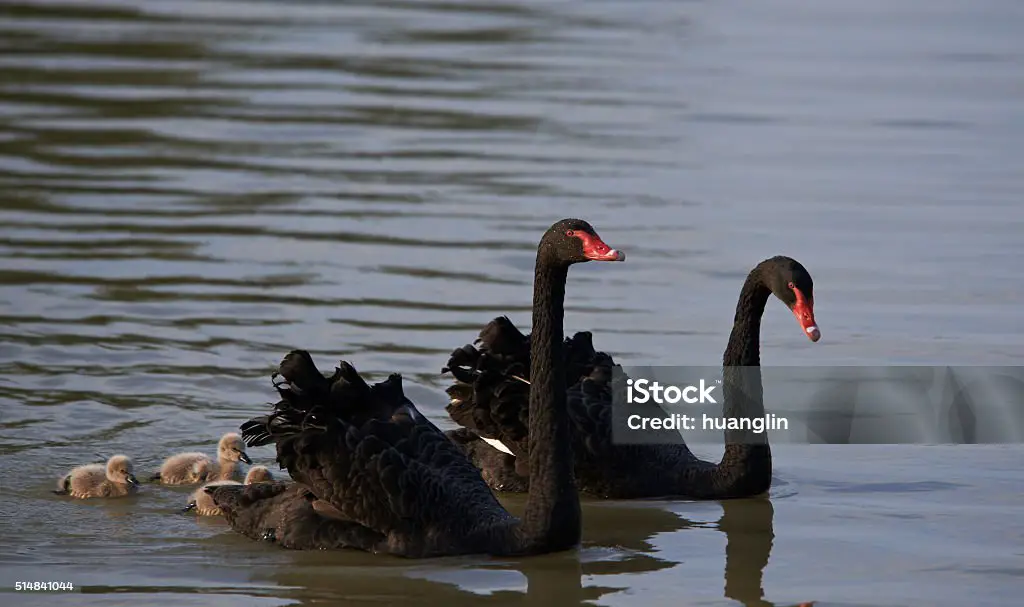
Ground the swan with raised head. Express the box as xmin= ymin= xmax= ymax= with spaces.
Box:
xmin=444 ymin=255 xmax=818 ymax=498
xmin=206 ymin=218 xmax=624 ymax=555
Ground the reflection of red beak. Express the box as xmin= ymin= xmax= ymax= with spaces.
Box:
xmin=576 ymin=231 xmax=625 ymax=262
xmin=791 ymin=287 xmax=820 ymax=342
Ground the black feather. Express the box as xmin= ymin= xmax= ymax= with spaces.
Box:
xmin=219 ymin=350 xmax=518 ymax=556
xmin=442 ymin=317 xmax=612 ymax=465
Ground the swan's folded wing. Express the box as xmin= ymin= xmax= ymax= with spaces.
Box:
xmin=565 ymin=351 xmax=620 ymax=463
xmin=445 ymin=427 xmax=530 ymax=492
xmin=566 ymin=356 xmax=690 ymax=490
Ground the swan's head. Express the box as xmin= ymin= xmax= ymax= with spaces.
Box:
xmin=761 ymin=256 xmax=820 ymax=342
xmin=106 ymin=455 xmax=139 ymax=486
xmin=541 ymin=218 xmax=625 ymax=265
xmin=218 ymin=432 xmax=252 ymax=464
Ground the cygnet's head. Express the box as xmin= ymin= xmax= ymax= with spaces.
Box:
xmin=217 ymin=433 xmax=251 ymax=464
xmin=244 ymin=465 xmax=272 ymax=484
xmin=106 ymin=455 xmax=139 ymax=486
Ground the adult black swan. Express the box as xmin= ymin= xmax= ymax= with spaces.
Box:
xmin=443 ymin=255 xmax=819 ymax=499
xmin=206 ymin=218 xmax=624 ymax=556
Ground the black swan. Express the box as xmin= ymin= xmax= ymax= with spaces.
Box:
xmin=206 ymin=218 xmax=625 ymax=556
xmin=443 ymin=255 xmax=818 ymax=499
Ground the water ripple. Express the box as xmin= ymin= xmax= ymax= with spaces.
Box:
xmin=1 ymin=0 xmax=1023 ymax=605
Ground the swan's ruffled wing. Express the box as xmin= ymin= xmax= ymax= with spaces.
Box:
xmin=443 ymin=318 xmax=618 ymax=476
xmin=444 ymin=316 xmax=532 ymax=455
xmin=241 ymin=350 xmax=514 ymax=554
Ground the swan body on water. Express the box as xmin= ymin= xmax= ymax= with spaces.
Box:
xmin=206 ymin=219 xmax=624 ymax=556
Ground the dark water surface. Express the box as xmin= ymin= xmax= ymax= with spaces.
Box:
xmin=1 ymin=0 xmax=1022 ymax=605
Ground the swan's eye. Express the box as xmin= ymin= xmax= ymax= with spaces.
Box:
xmin=787 ymin=281 xmax=795 ymax=290
xmin=566 ymin=230 xmax=575 ymax=237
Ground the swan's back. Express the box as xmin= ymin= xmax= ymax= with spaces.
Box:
xmin=217 ymin=350 xmax=518 ymax=557
xmin=443 ymin=322 xmax=696 ymax=497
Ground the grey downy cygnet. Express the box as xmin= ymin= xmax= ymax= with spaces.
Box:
xmin=55 ymin=455 xmax=140 ymax=499
xmin=150 ymin=432 xmax=252 ymax=485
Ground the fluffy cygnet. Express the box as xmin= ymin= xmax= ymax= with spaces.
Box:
xmin=183 ymin=464 xmax=274 ymax=516
xmin=151 ymin=433 xmax=252 ymax=485
xmin=55 ymin=455 xmax=140 ymax=499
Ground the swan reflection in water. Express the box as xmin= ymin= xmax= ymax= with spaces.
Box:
xmin=247 ymin=497 xmax=782 ymax=606
xmin=718 ymin=498 xmax=776 ymax=607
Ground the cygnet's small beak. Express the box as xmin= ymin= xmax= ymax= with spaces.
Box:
xmin=182 ymin=502 xmax=196 ymax=514
xmin=239 ymin=452 xmax=252 ymax=465
xmin=127 ymin=474 xmax=140 ymax=486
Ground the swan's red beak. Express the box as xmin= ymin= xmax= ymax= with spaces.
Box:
xmin=578 ymin=232 xmax=625 ymax=262
xmin=791 ymin=287 xmax=820 ymax=342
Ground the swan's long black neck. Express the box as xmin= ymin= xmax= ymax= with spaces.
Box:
xmin=724 ymin=270 xmax=770 ymax=368
xmin=680 ymin=269 xmax=772 ymax=498
xmin=518 ymin=259 xmax=580 ymax=553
